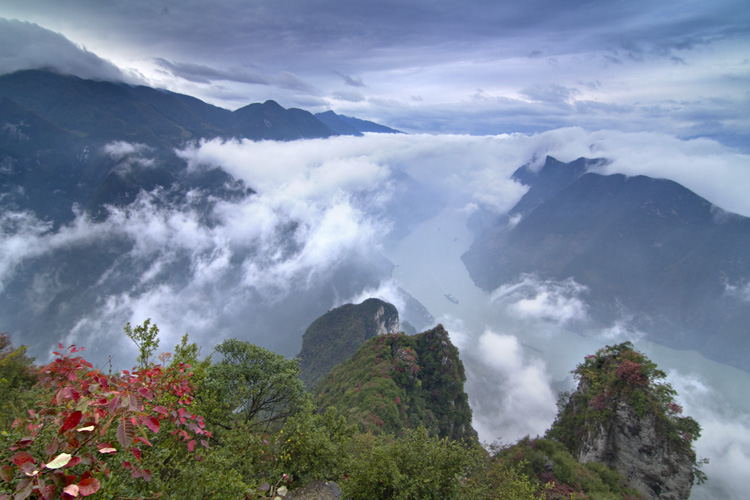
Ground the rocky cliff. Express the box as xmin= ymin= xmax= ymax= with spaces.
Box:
xmin=297 ymin=298 xmax=399 ymax=389
xmin=547 ymin=343 xmax=702 ymax=500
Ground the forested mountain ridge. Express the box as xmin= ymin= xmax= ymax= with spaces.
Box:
xmin=312 ymin=324 xmax=476 ymax=442
xmin=0 ymin=69 xmax=399 ymax=222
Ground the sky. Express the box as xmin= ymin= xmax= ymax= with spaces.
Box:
xmin=1 ymin=0 xmax=749 ymax=148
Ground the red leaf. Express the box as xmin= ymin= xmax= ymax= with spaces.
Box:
xmin=116 ymin=419 xmax=134 ymax=448
xmin=14 ymin=477 xmax=33 ymax=500
xmin=78 ymin=477 xmax=101 ymax=496
xmin=141 ymin=469 xmax=152 ymax=482
xmin=137 ymin=387 xmax=153 ymax=401
xmin=187 ymin=440 xmax=196 ymax=452
xmin=131 ymin=447 xmax=142 ymax=462
xmin=128 ymin=394 xmax=141 ymax=412
xmin=97 ymin=442 xmax=117 ymax=454
xmin=134 ymin=435 xmax=153 ymax=447
xmin=45 ymin=438 xmax=60 ymax=457
xmin=108 ymin=396 xmax=120 ymax=415
xmin=11 ymin=451 xmax=35 ymax=467
xmin=59 ymin=411 xmax=83 ymax=434
xmin=143 ymin=416 xmax=159 ymax=434
xmin=152 ymin=405 xmax=168 ymax=416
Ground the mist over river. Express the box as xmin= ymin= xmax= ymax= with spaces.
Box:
xmin=380 ymin=200 xmax=750 ymax=500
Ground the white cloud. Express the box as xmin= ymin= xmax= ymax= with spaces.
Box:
xmin=491 ymin=275 xmax=589 ymax=325
xmin=469 ymin=330 xmax=558 ymax=442
xmin=666 ymin=371 xmax=750 ymax=500
xmin=600 ymin=319 xmax=646 ymax=342
xmin=5 ymin=129 xmax=748 ymax=361
xmin=724 ymin=282 xmax=750 ymax=302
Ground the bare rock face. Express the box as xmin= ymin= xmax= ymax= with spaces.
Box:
xmin=577 ymin=399 xmax=694 ymax=500
xmin=373 ymin=303 xmax=399 ymax=336
xmin=547 ymin=343 xmax=701 ymax=500
xmin=286 ymin=481 xmax=342 ymax=500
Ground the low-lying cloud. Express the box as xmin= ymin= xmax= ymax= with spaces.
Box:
xmin=469 ymin=330 xmax=558 ymax=443
xmin=2 ymin=129 xmax=749 ymax=498
xmin=491 ymin=275 xmax=589 ymax=325
xmin=667 ymin=371 xmax=750 ymax=500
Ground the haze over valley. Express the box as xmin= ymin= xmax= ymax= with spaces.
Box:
xmin=1 ymin=2 xmax=749 ymax=498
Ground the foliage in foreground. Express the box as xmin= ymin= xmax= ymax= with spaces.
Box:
xmin=0 ymin=328 xmax=703 ymax=500
xmin=492 ymin=437 xmax=644 ymax=500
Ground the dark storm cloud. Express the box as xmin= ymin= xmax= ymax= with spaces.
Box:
xmin=154 ymin=58 xmax=270 ymax=85
xmin=5 ymin=0 xmax=746 ymax=70
xmin=0 ymin=18 xmax=136 ymax=82
xmin=2 ymin=0 xmax=748 ymax=140
xmin=335 ymin=71 xmax=366 ymax=87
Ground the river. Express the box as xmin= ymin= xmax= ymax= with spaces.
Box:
xmin=382 ymin=201 xmax=750 ymax=499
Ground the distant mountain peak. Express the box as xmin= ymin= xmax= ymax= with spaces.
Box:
xmin=463 ymin=156 xmax=750 ymax=372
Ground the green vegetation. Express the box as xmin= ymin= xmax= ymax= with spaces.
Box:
xmin=201 ymin=339 xmax=307 ymax=433
xmin=297 ymin=298 xmax=398 ymax=389
xmin=0 ymin=334 xmax=38 ymax=431
xmin=0 ymin=327 xmax=700 ymax=499
xmin=490 ymin=438 xmax=644 ymax=500
xmin=312 ymin=325 xmax=475 ymax=442
xmin=547 ymin=342 xmax=701 ymax=455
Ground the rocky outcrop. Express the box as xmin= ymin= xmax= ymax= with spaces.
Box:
xmin=576 ymin=398 xmax=695 ymax=500
xmin=297 ymin=298 xmax=399 ymax=389
xmin=286 ymin=481 xmax=342 ymax=500
xmin=548 ymin=343 xmax=701 ymax=500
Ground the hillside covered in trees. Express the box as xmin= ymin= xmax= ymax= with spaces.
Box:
xmin=0 ymin=315 xmax=704 ymax=499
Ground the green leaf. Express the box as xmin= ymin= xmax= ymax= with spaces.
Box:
xmin=46 ymin=453 xmax=72 ymax=469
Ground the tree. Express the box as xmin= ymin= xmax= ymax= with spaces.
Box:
xmin=124 ymin=319 xmax=160 ymax=369
xmin=201 ymin=339 xmax=306 ymax=432
xmin=0 ymin=334 xmax=37 ymax=431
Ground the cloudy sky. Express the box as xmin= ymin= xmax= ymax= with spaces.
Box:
xmin=1 ymin=0 xmax=749 ymax=147
xmin=2 ymin=4 xmax=750 ymax=496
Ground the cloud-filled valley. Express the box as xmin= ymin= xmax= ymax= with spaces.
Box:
xmin=4 ymin=128 xmax=749 ymax=357
xmin=2 ymin=128 xmax=750 ymax=498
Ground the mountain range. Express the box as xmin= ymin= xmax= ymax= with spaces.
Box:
xmin=0 ymin=69 xmax=409 ymax=361
xmin=0 ymin=69 xmax=400 ymax=223
xmin=462 ymin=156 xmax=750 ymax=371
xmin=2 ymin=69 xmax=749 ymax=377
